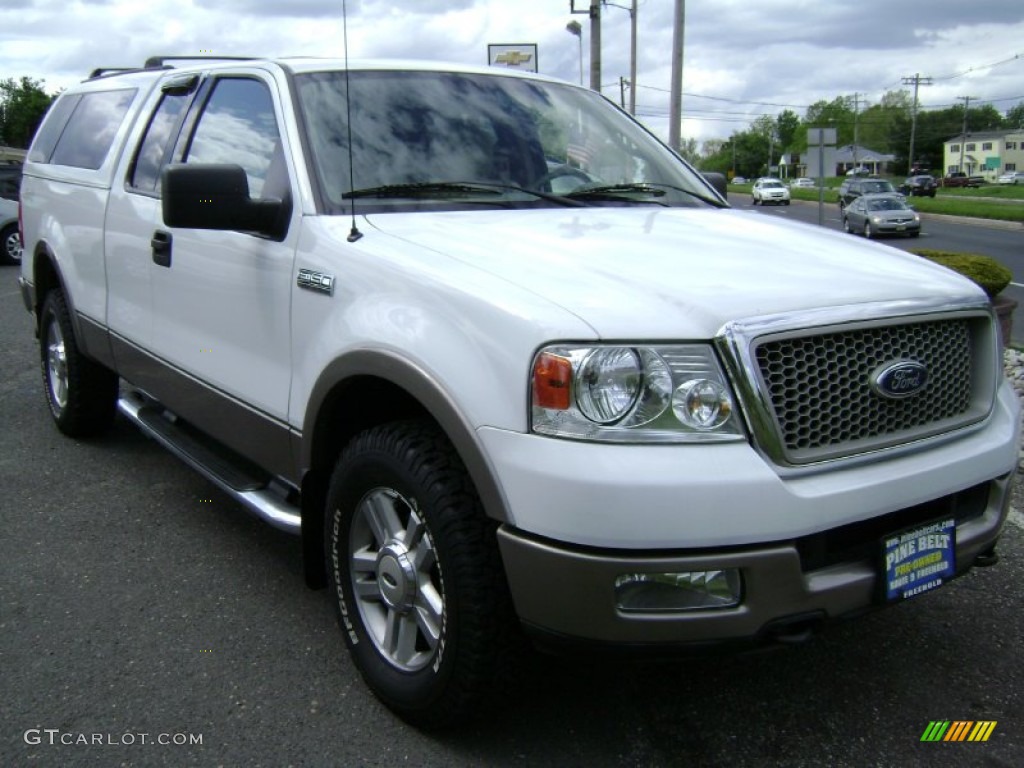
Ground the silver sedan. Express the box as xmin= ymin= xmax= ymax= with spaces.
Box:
xmin=842 ymin=193 xmax=921 ymax=239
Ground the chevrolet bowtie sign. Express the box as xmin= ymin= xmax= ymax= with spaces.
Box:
xmin=487 ymin=44 xmax=539 ymax=72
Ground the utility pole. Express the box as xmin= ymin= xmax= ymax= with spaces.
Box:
xmin=901 ymin=74 xmax=932 ymax=174
xmin=628 ymin=0 xmax=637 ymax=115
xmin=957 ymin=95 xmax=978 ymax=174
xmin=619 ymin=76 xmax=627 ymax=109
xmin=668 ymin=0 xmax=685 ymax=152
xmin=589 ymin=0 xmax=601 ymax=92
xmin=851 ymin=93 xmax=862 ymax=172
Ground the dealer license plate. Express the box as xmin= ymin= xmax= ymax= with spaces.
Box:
xmin=882 ymin=518 xmax=955 ymax=602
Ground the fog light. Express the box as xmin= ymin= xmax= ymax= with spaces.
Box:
xmin=614 ymin=570 xmax=742 ymax=612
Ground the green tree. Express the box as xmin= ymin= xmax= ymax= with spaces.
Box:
xmin=0 ymin=77 xmax=56 ymax=149
xmin=856 ymin=91 xmax=911 ymax=154
xmin=1006 ymin=101 xmax=1024 ymax=130
xmin=676 ymin=136 xmax=700 ymax=166
xmin=774 ymin=109 xmax=801 ymax=153
xmin=804 ymin=97 xmax=856 ymax=147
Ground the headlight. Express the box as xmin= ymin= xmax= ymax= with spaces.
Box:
xmin=871 ymin=216 xmax=882 ymax=224
xmin=531 ymin=344 xmax=744 ymax=442
xmin=576 ymin=348 xmax=642 ymax=424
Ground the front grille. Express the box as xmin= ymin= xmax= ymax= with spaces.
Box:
xmin=752 ymin=318 xmax=982 ymax=464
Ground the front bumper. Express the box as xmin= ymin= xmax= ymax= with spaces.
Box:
xmin=497 ymin=473 xmax=1012 ymax=646
xmin=487 ymin=382 xmax=1019 ymax=647
xmin=876 ymin=221 xmax=921 ymax=235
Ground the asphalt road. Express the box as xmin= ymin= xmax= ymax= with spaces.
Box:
xmin=2 ymin=261 xmax=1023 ymax=767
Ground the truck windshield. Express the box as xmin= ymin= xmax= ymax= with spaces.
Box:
xmin=295 ymin=69 xmax=720 ymax=212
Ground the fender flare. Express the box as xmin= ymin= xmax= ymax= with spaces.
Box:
xmin=301 ymin=349 xmax=513 ymax=525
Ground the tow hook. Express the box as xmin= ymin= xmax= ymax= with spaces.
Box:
xmin=973 ymin=546 xmax=999 ymax=568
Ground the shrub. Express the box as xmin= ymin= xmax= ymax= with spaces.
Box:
xmin=910 ymin=249 xmax=1012 ymax=298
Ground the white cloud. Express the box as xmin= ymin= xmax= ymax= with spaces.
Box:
xmin=0 ymin=0 xmax=1021 ymax=145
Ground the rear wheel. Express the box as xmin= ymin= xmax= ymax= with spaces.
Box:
xmin=39 ymin=289 xmax=118 ymax=437
xmin=325 ymin=421 xmax=519 ymax=727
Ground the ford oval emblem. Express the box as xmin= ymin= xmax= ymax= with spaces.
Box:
xmin=870 ymin=360 xmax=929 ymax=399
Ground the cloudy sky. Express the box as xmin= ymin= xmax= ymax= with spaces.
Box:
xmin=1 ymin=0 xmax=1022 ymax=145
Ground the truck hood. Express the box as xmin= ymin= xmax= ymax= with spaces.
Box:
xmin=361 ymin=206 xmax=984 ymax=339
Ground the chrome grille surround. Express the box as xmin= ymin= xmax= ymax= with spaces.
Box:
xmin=715 ymin=298 xmax=999 ymax=469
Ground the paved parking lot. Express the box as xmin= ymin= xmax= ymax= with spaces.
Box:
xmin=2 ymin=269 xmax=1022 ymax=767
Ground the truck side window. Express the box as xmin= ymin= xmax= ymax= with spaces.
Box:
xmin=184 ymin=78 xmax=281 ymax=199
xmin=130 ymin=91 xmax=189 ymax=194
xmin=46 ymin=89 xmax=137 ymax=170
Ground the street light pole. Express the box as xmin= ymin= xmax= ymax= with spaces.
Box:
xmin=603 ymin=1 xmax=638 ymax=115
xmin=565 ymin=20 xmax=583 ymax=85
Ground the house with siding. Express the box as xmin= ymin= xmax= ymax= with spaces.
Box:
xmin=943 ymin=130 xmax=1024 ymax=179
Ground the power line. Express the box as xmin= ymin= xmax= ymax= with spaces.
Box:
xmin=932 ymin=52 xmax=1023 ymax=82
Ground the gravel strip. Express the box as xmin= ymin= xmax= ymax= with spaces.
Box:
xmin=1003 ymin=348 xmax=1024 ymax=471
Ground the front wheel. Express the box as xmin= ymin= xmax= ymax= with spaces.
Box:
xmin=39 ymin=290 xmax=118 ymax=437
xmin=325 ymin=421 xmax=519 ymax=727
xmin=864 ymin=222 xmax=873 ymax=239
xmin=843 ymin=217 xmax=852 ymax=234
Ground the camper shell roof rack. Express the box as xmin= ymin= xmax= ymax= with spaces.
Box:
xmin=87 ymin=56 xmax=256 ymax=81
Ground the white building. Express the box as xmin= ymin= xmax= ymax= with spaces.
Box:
xmin=943 ymin=130 xmax=1024 ymax=179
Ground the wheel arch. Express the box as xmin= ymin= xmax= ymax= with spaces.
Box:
xmin=298 ymin=350 xmax=513 ymax=588
xmin=31 ymin=244 xmax=74 ymax=334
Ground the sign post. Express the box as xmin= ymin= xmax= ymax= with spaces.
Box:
xmin=808 ymin=127 xmax=836 ymax=227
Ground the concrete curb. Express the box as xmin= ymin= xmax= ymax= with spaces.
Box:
xmin=917 ymin=212 xmax=1024 ymax=232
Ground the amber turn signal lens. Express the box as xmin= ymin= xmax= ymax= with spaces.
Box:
xmin=532 ymin=352 xmax=572 ymax=410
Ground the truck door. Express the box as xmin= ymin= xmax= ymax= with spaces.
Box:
xmin=106 ymin=75 xmax=198 ymax=351
xmin=146 ymin=73 xmax=298 ymax=473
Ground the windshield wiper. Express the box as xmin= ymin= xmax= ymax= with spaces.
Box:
xmin=565 ymin=182 xmax=727 ymax=208
xmin=342 ymin=181 xmax=584 ymax=207
xmin=343 ymin=182 xmax=506 ymax=199
xmin=565 ymin=183 xmax=668 ymax=204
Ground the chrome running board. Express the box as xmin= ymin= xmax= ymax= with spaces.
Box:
xmin=117 ymin=391 xmax=301 ymax=535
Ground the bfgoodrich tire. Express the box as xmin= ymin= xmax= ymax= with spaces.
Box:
xmin=39 ymin=289 xmax=118 ymax=437
xmin=325 ymin=420 xmax=519 ymax=727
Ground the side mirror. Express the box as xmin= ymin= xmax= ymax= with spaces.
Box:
xmin=161 ymin=163 xmax=288 ymax=240
xmin=701 ymin=171 xmax=728 ymax=201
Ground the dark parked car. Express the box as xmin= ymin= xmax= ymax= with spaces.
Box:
xmin=837 ymin=177 xmax=904 ymax=210
xmin=842 ymin=194 xmax=921 ymax=239
xmin=898 ymin=174 xmax=937 ymax=197
xmin=0 ymin=162 xmax=22 ymax=201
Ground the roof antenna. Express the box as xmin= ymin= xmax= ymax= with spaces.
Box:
xmin=342 ymin=0 xmax=362 ymax=242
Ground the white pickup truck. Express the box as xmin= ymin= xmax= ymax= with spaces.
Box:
xmin=18 ymin=56 xmax=1020 ymax=726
